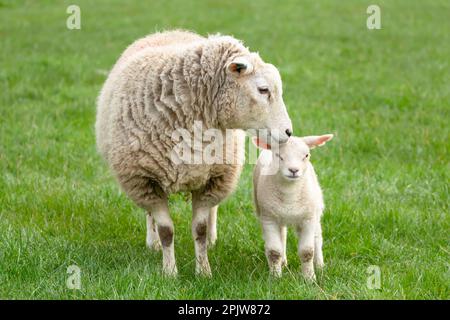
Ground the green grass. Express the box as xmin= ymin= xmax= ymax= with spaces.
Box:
xmin=0 ymin=0 xmax=449 ymax=299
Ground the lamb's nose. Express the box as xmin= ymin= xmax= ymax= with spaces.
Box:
xmin=285 ymin=129 xmax=292 ymax=137
xmin=289 ymin=168 xmax=299 ymax=174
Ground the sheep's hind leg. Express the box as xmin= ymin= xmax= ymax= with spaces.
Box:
xmin=150 ymin=201 xmax=177 ymax=276
xmin=146 ymin=212 xmax=161 ymax=251
xmin=207 ymin=205 xmax=218 ymax=247
xmin=117 ymin=174 xmax=176 ymax=276
xmin=192 ymin=203 xmax=212 ymax=277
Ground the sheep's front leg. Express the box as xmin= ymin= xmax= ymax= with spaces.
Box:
xmin=297 ymin=219 xmax=316 ymax=281
xmin=151 ymin=201 xmax=177 ymax=276
xmin=314 ymin=221 xmax=324 ymax=269
xmin=207 ymin=205 xmax=218 ymax=247
xmin=192 ymin=204 xmax=212 ymax=277
xmin=146 ymin=213 xmax=161 ymax=251
xmin=261 ymin=218 xmax=283 ymax=277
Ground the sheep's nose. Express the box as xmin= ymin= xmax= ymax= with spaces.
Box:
xmin=285 ymin=129 xmax=292 ymax=137
xmin=289 ymin=168 xmax=299 ymax=174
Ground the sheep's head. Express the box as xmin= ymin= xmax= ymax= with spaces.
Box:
xmin=253 ymin=134 xmax=333 ymax=181
xmin=219 ymin=53 xmax=293 ymax=144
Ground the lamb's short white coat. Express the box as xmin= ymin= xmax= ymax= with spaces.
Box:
xmin=253 ymin=134 xmax=333 ymax=279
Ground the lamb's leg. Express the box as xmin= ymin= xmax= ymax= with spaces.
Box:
xmin=261 ymin=218 xmax=283 ymax=277
xmin=151 ymin=200 xmax=177 ymax=276
xmin=207 ymin=205 xmax=218 ymax=247
xmin=297 ymin=220 xmax=316 ymax=281
xmin=314 ymin=222 xmax=324 ymax=269
xmin=281 ymin=226 xmax=288 ymax=267
xmin=146 ymin=212 xmax=161 ymax=251
xmin=192 ymin=203 xmax=212 ymax=277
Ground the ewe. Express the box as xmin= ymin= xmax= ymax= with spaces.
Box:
xmin=253 ymin=134 xmax=333 ymax=280
xmin=96 ymin=30 xmax=293 ymax=276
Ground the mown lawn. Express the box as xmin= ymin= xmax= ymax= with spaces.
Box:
xmin=0 ymin=0 xmax=449 ymax=299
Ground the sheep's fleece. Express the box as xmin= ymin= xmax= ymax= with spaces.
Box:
xmin=95 ymin=30 xmax=292 ymax=276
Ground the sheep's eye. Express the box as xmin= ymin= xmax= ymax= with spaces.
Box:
xmin=303 ymin=153 xmax=310 ymax=160
xmin=276 ymin=153 xmax=283 ymax=161
xmin=258 ymin=87 xmax=270 ymax=96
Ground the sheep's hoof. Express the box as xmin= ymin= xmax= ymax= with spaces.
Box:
xmin=282 ymin=257 xmax=288 ymax=267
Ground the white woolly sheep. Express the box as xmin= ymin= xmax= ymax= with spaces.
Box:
xmin=96 ymin=30 xmax=293 ymax=276
xmin=252 ymin=134 xmax=333 ymax=279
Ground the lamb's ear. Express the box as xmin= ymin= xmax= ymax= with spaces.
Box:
xmin=302 ymin=134 xmax=333 ymax=149
xmin=227 ymin=57 xmax=253 ymax=76
xmin=251 ymin=137 xmax=271 ymax=150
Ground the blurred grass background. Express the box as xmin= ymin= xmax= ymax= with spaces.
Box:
xmin=0 ymin=0 xmax=449 ymax=299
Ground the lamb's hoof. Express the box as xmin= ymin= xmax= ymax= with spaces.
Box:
xmin=315 ymin=261 xmax=324 ymax=269
xmin=146 ymin=238 xmax=162 ymax=251
xmin=282 ymin=257 xmax=288 ymax=267
xmin=270 ymin=266 xmax=282 ymax=278
xmin=162 ymin=265 xmax=178 ymax=277
xmin=196 ymin=263 xmax=212 ymax=278
xmin=270 ymin=272 xmax=282 ymax=278
xmin=196 ymin=270 xmax=212 ymax=278
xmin=302 ymin=270 xmax=316 ymax=282
xmin=207 ymin=236 xmax=217 ymax=248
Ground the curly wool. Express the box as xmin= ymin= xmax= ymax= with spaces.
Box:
xmin=96 ymin=30 xmax=249 ymax=207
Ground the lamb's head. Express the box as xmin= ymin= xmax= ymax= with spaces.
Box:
xmin=219 ymin=53 xmax=293 ymax=144
xmin=254 ymin=134 xmax=333 ymax=181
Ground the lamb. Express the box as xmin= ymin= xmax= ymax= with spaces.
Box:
xmin=95 ymin=30 xmax=293 ymax=276
xmin=252 ymin=134 xmax=333 ymax=280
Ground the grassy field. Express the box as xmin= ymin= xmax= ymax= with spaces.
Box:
xmin=0 ymin=0 xmax=449 ymax=299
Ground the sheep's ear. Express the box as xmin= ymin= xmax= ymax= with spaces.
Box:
xmin=252 ymin=137 xmax=271 ymax=150
xmin=227 ymin=57 xmax=253 ymax=75
xmin=302 ymin=134 xmax=333 ymax=149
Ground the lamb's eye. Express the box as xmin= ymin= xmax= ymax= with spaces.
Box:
xmin=303 ymin=153 xmax=310 ymax=160
xmin=276 ymin=153 xmax=283 ymax=161
xmin=258 ymin=87 xmax=270 ymax=95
